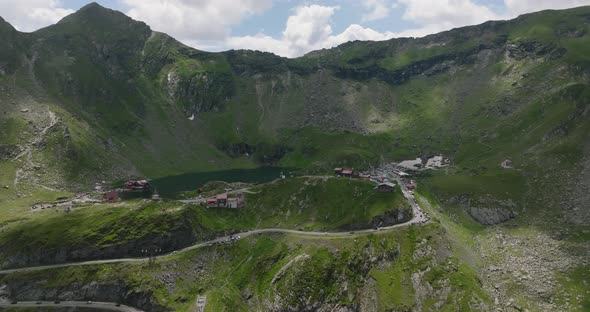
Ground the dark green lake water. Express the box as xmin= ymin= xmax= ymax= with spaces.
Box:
xmin=150 ymin=167 xmax=296 ymax=197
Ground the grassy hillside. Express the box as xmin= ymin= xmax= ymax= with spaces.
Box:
xmin=0 ymin=177 xmax=409 ymax=267
xmin=1 ymin=223 xmax=489 ymax=312
xmin=1 ymin=5 xmax=589 ymax=185
xmin=0 ymin=4 xmax=589 ymax=311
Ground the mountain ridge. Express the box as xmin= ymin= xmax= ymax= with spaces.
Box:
xmin=0 ymin=3 xmax=588 ymax=311
xmin=0 ymin=4 xmax=589 ymax=182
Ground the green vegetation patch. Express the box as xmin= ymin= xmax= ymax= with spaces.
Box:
xmin=0 ymin=176 xmax=409 ymax=263
xmin=199 ymin=176 xmax=409 ymax=231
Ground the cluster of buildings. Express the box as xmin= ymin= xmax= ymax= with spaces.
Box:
xmin=206 ymin=192 xmax=245 ymax=208
xmin=100 ymin=178 xmax=246 ymax=209
xmin=125 ymin=180 xmax=151 ymax=191
xmin=102 ymin=180 xmax=160 ymax=203
xmin=334 ymin=165 xmax=417 ymax=193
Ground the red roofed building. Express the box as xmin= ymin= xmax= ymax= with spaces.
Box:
xmin=335 ymin=167 xmax=354 ymax=176
xmin=341 ymin=168 xmax=354 ymax=176
xmin=206 ymin=193 xmax=244 ymax=208
xmin=103 ymin=191 xmax=119 ymax=202
xmin=125 ymin=180 xmax=151 ymax=191
xmin=216 ymin=193 xmax=228 ymax=207
xmin=206 ymin=198 xmax=218 ymax=208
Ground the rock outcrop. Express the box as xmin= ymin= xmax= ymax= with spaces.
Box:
xmin=448 ymin=196 xmax=517 ymax=225
xmin=0 ymin=280 xmax=166 ymax=311
xmin=468 ymin=207 xmax=515 ymax=225
xmin=0 ymin=211 xmax=207 ymax=269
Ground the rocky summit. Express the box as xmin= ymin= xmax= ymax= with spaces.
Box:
xmin=0 ymin=2 xmax=588 ymax=312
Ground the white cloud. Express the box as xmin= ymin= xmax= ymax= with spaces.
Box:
xmin=120 ymin=0 xmax=590 ymax=57
xmin=2 ymin=0 xmax=590 ymax=59
xmin=0 ymin=0 xmax=73 ymax=32
xmin=282 ymin=5 xmax=338 ymax=56
xmin=327 ymin=24 xmax=394 ymax=45
xmin=225 ymin=5 xmax=396 ymax=58
xmin=504 ymin=0 xmax=590 ymax=16
xmin=122 ymin=0 xmax=272 ymax=41
xmin=222 ymin=1 xmax=503 ymax=57
xmin=393 ymin=0 xmax=500 ymax=37
xmin=389 ymin=0 xmax=590 ymax=39
xmin=361 ymin=0 xmax=392 ymax=22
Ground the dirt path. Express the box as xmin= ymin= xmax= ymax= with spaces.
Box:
xmin=12 ymin=109 xmax=58 ymax=192
xmin=255 ymin=81 xmax=265 ymax=122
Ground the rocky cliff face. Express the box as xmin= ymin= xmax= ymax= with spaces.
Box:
xmin=343 ymin=207 xmax=411 ymax=231
xmin=0 ymin=211 xmax=205 ymax=269
xmin=0 ymin=280 xmax=166 ymax=311
xmin=164 ymin=62 xmax=235 ymax=116
xmin=447 ymin=195 xmax=518 ymax=225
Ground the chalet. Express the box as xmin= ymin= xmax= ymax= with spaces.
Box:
xmin=206 ymin=193 xmax=245 ymax=208
xmin=341 ymin=168 xmax=354 ymax=176
xmin=228 ymin=197 xmax=245 ymax=208
xmin=217 ymin=193 xmax=228 ymax=207
xmin=103 ymin=191 xmax=119 ymax=202
xmin=125 ymin=180 xmax=151 ymax=191
xmin=374 ymin=182 xmax=396 ymax=192
xmin=406 ymin=180 xmax=417 ymax=190
xmin=206 ymin=198 xmax=218 ymax=208
xmin=335 ymin=167 xmax=355 ymax=177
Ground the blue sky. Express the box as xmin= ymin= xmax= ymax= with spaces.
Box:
xmin=1 ymin=0 xmax=590 ymax=57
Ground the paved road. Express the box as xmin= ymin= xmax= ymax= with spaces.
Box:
xmin=0 ymin=176 xmax=428 ymax=276
xmin=394 ymin=176 xmax=429 ymax=224
xmin=0 ymin=301 xmax=144 ymax=311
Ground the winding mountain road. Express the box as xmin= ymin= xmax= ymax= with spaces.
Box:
xmin=0 ymin=178 xmax=428 ymax=276
xmin=0 ymin=175 xmax=428 ymax=312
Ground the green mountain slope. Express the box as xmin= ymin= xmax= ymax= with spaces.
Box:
xmin=0 ymin=3 xmax=589 ymax=312
xmin=1 ymin=4 xmax=589 ymax=185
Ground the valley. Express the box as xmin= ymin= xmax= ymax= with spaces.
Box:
xmin=0 ymin=2 xmax=589 ymax=311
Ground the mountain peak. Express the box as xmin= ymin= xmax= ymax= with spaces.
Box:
xmin=77 ymin=2 xmax=109 ymax=13
xmin=52 ymin=1 xmax=150 ymax=36
xmin=59 ymin=1 xmax=126 ymax=22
